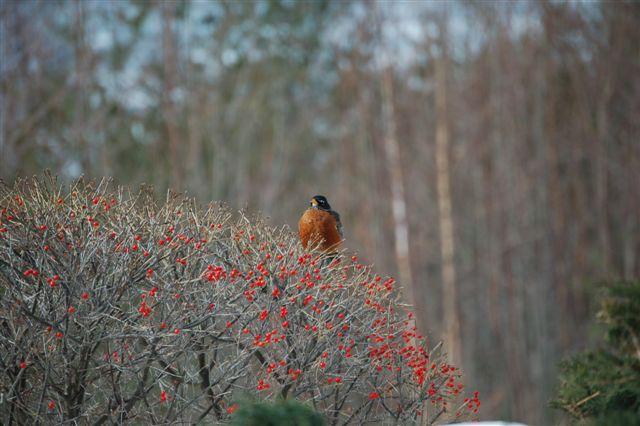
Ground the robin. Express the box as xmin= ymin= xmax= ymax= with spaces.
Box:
xmin=298 ymin=195 xmax=343 ymax=253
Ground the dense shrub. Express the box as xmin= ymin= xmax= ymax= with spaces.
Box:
xmin=0 ymin=175 xmax=478 ymax=424
xmin=230 ymin=399 xmax=324 ymax=426
xmin=551 ymin=281 xmax=640 ymax=424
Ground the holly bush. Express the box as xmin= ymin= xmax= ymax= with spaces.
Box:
xmin=0 ymin=175 xmax=478 ymax=424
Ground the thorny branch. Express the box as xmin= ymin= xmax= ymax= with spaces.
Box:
xmin=0 ymin=176 xmax=478 ymax=424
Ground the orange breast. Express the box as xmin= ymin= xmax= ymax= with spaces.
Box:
xmin=298 ymin=209 xmax=342 ymax=252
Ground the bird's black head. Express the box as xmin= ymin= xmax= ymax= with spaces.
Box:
xmin=310 ymin=195 xmax=331 ymax=211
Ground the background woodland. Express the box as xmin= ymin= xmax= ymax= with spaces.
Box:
xmin=1 ymin=1 xmax=639 ymax=423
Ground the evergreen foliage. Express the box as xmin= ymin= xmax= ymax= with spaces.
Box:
xmin=230 ymin=399 xmax=325 ymax=426
xmin=551 ymin=281 xmax=640 ymax=424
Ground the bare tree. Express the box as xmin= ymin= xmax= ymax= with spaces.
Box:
xmin=381 ymin=67 xmax=415 ymax=314
xmin=434 ymin=25 xmax=461 ymax=367
xmin=161 ymin=1 xmax=183 ymax=190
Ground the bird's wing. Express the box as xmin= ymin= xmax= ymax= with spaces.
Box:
xmin=330 ymin=210 xmax=343 ymax=239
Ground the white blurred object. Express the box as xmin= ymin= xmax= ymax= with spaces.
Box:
xmin=443 ymin=423 xmax=528 ymax=426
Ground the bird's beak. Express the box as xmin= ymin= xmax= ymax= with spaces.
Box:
xmin=310 ymin=198 xmax=318 ymax=208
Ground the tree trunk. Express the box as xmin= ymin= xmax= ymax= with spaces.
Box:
xmin=74 ymin=0 xmax=90 ymax=175
xmin=435 ymin=42 xmax=462 ymax=367
xmin=381 ymin=67 xmax=415 ymax=313
xmin=161 ymin=1 xmax=183 ymax=191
